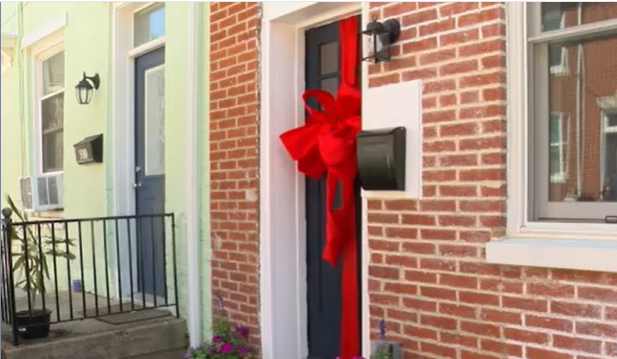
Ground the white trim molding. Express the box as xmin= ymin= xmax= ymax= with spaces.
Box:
xmin=260 ymin=3 xmax=370 ymax=359
xmin=487 ymin=3 xmax=617 ymax=273
xmin=1 ymin=49 xmax=12 ymax=74
xmin=185 ymin=1 xmax=202 ymax=348
xmin=487 ymin=238 xmax=617 ymax=273
xmin=1 ymin=32 xmax=16 ymax=48
xmin=21 ymin=12 xmax=67 ymax=49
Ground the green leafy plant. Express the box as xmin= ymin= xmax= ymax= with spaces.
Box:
xmin=3 ymin=195 xmax=76 ymax=309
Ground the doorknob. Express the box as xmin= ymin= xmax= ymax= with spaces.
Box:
xmin=133 ymin=182 xmax=142 ymax=189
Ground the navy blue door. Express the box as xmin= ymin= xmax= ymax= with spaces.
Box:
xmin=305 ymin=17 xmax=362 ymax=359
xmin=135 ymin=47 xmax=166 ymax=298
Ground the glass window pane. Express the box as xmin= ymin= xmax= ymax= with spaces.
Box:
xmin=42 ymin=131 xmax=63 ymax=173
xmin=542 ymin=2 xmax=617 ymax=32
xmin=41 ymin=92 xmax=64 ymax=131
xmin=320 ymin=42 xmax=338 ymax=75
xmin=145 ymin=65 xmax=165 ymax=176
xmin=42 ymin=51 xmax=64 ymax=95
xmin=320 ymin=77 xmax=338 ymax=97
xmin=546 ymin=33 xmax=617 ymax=203
xmin=604 ymin=133 xmax=617 ymax=201
xmin=134 ymin=3 xmax=165 ymax=47
xmin=608 ymin=113 xmax=617 ymax=128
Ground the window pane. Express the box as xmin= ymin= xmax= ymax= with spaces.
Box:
xmin=42 ymin=51 xmax=64 ymax=95
xmin=608 ymin=113 xmax=617 ymax=128
xmin=42 ymin=131 xmax=63 ymax=172
xmin=604 ymin=133 xmax=617 ymax=201
xmin=546 ymin=33 xmax=617 ymax=203
xmin=41 ymin=92 xmax=64 ymax=131
xmin=542 ymin=2 xmax=617 ymax=32
xmin=134 ymin=3 xmax=165 ymax=47
xmin=320 ymin=42 xmax=338 ymax=75
xmin=145 ymin=65 xmax=165 ymax=176
xmin=321 ymin=77 xmax=338 ymax=97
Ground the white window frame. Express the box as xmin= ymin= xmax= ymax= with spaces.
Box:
xmin=487 ymin=3 xmax=617 ymax=274
xmin=528 ymin=2 xmax=617 ymax=223
xmin=31 ymin=31 xmax=65 ymax=176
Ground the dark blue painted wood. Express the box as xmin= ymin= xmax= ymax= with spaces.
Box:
xmin=135 ymin=47 xmax=166 ymax=298
xmin=305 ymin=17 xmax=362 ymax=359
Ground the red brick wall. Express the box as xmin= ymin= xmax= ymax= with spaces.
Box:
xmin=209 ymin=1 xmax=261 ymax=347
xmin=209 ymin=2 xmax=617 ymax=358
xmin=367 ymin=3 xmax=617 ymax=359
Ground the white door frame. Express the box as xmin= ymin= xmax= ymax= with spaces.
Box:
xmin=259 ymin=3 xmax=370 ymax=358
xmin=111 ymin=2 xmax=165 ymax=300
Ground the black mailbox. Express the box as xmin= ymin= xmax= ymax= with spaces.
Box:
xmin=73 ymin=134 xmax=103 ymax=164
xmin=356 ymin=127 xmax=406 ymax=191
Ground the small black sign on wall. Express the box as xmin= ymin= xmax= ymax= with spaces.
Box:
xmin=73 ymin=134 xmax=103 ymax=164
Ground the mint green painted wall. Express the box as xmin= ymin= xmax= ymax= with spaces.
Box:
xmin=164 ymin=2 xmax=212 ymax=337
xmin=0 ymin=2 xmax=211 ymax=336
xmin=1 ymin=2 xmax=18 ymax=33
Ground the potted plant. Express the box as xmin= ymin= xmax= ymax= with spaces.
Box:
xmin=3 ymin=195 xmax=76 ymax=340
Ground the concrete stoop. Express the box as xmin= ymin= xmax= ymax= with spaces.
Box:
xmin=1 ymin=317 xmax=188 ymax=359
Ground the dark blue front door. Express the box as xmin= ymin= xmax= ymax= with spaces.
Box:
xmin=135 ymin=47 xmax=166 ymax=298
xmin=305 ymin=18 xmax=362 ymax=359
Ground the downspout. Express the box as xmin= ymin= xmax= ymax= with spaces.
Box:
xmin=18 ymin=2 xmax=26 ymax=179
xmin=575 ymin=3 xmax=583 ymax=196
xmin=186 ymin=1 xmax=202 ymax=348
xmin=106 ymin=3 xmax=114 ymax=217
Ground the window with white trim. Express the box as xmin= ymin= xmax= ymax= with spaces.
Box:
xmin=35 ymin=47 xmax=65 ymax=173
xmin=526 ymin=2 xmax=617 ymax=224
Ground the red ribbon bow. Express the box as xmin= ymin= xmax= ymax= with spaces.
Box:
xmin=279 ymin=16 xmax=361 ymax=359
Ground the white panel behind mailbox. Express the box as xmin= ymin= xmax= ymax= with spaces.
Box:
xmin=361 ymin=79 xmax=423 ymax=198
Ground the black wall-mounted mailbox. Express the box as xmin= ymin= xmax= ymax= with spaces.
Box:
xmin=73 ymin=134 xmax=103 ymax=165
xmin=356 ymin=127 xmax=406 ymax=191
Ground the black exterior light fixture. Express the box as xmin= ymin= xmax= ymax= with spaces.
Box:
xmin=362 ymin=18 xmax=401 ymax=63
xmin=75 ymin=72 xmax=100 ymax=105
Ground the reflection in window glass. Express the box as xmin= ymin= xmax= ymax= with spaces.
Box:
xmin=145 ymin=65 xmax=165 ymax=176
xmin=542 ymin=2 xmax=617 ymax=32
xmin=134 ymin=3 xmax=165 ymax=47
xmin=42 ymin=51 xmax=65 ymax=95
xmin=547 ymin=34 xmax=617 ymax=203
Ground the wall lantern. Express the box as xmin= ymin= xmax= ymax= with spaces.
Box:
xmin=362 ymin=19 xmax=401 ymax=63
xmin=75 ymin=72 xmax=100 ymax=105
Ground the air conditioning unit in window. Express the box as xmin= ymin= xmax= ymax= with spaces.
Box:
xmin=19 ymin=174 xmax=63 ymax=212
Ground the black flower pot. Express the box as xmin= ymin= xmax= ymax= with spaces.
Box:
xmin=14 ymin=309 xmax=52 ymax=340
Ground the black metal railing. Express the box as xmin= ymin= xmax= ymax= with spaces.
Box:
xmin=1 ymin=209 xmax=179 ymax=345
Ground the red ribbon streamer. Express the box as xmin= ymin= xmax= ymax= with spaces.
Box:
xmin=279 ymin=16 xmax=360 ymax=359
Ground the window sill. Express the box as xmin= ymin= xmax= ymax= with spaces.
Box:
xmin=25 ymin=210 xmax=64 ymax=220
xmin=486 ymin=237 xmax=617 ymax=273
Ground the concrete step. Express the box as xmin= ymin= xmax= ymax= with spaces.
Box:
xmin=1 ymin=317 xmax=188 ymax=359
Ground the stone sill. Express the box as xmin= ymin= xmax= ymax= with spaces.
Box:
xmin=486 ymin=237 xmax=617 ymax=273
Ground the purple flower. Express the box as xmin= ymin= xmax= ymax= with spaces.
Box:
xmin=212 ymin=335 xmax=223 ymax=342
xmin=184 ymin=347 xmax=194 ymax=359
xmin=237 ymin=346 xmax=251 ymax=354
xmin=220 ymin=342 xmax=233 ymax=354
xmin=378 ymin=319 xmax=386 ymax=341
xmin=235 ymin=325 xmax=250 ymax=339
